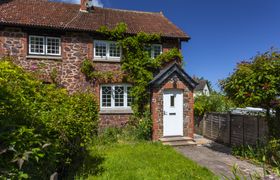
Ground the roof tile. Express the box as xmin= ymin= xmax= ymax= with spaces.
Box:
xmin=0 ymin=0 xmax=190 ymax=40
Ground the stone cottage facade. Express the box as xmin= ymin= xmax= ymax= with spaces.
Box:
xmin=0 ymin=0 xmax=196 ymax=140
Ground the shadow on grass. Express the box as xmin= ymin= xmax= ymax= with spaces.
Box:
xmin=64 ymin=150 xmax=105 ymax=179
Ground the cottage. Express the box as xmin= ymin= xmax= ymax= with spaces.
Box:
xmin=0 ymin=0 xmax=196 ymax=141
xmin=193 ymin=78 xmax=211 ymax=97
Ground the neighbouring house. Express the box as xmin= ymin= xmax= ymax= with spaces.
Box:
xmin=193 ymin=78 xmax=210 ymax=97
xmin=0 ymin=0 xmax=197 ymax=141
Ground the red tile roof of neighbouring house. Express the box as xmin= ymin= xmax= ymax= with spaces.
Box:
xmin=0 ymin=0 xmax=190 ymax=40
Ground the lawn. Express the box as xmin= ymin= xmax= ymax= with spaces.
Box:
xmin=75 ymin=142 xmax=218 ymax=180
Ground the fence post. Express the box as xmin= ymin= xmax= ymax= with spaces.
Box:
xmin=242 ymin=116 xmax=245 ymax=146
xmin=211 ymin=113 xmax=213 ymax=139
xmin=203 ymin=114 xmax=206 ymax=136
xmin=228 ymin=111 xmax=231 ymax=146
xmin=257 ymin=116 xmax=260 ymax=144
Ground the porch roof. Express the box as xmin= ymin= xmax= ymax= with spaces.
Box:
xmin=149 ymin=62 xmax=198 ymax=89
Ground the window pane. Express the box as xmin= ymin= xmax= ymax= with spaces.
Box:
xmin=114 ymin=86 xmax=124 ymax=107
xmin=127 ymin=87 xmax=132 ymax=107
xmin=170 ymin=95 xmax=175 ymax=107
xmin=109 ymin=43 xmax=121 ymax=57
xmin=153 ymin=45 xmax=162 ymax=58
xmin=95 ymin=41 xmax=107 ymax=57
xmin=46 ymin=37 xmax=60 ymax=55
xmin=29 ymin=36 xmax=44 ymax=54
xmin=144 ymin=45 xmax=152 ymax=58
xmin=102 ymin=86 xmax=112 ymax=107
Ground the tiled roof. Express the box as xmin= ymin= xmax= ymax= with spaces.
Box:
xmin=194 ymin=79 xmax=208 ymax=91
xmin=0 ymin=0 xmax=190 ymax=40
xmin=149 ymin=62 xmax=197 ymax=89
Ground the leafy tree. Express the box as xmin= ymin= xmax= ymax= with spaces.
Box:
xmin=220 ymin=50 xmax=280 ymax=138
xmin=194 ymin=92 xmax=235 ymax=117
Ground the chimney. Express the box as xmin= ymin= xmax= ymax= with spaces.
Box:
xmin=80 ymin=0 xmax=87 ymax=12
xmin=80 ymin=0 xmax=94 ymax=12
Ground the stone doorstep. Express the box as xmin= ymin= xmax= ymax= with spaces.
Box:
xmin=160 ymin=136 xmax=197 ymax=146
xmin=160 ymin=136 xmax=193 ymax=142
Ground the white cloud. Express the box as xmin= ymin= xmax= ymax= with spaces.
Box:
xmin=57 ymin=0 xmax=104 ymax=7
xmin=90 ymin=0 xmax=103 ymax=7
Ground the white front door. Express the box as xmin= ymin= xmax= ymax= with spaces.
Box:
xmin=163 ymin=89 xmax=183 ymax=136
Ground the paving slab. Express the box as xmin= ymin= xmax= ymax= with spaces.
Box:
xmin=175 ymin=135 xmax=279 ymax=179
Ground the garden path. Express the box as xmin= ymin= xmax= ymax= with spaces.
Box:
xmin=176 ymin=135 xmax=268 ymax=179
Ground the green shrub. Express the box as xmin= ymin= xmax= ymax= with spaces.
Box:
xmin=194 ymin=92 xmax=235 ymax=117
xmin=223 ymin=164 xmax=261 ymax=180
xmin=95 ymin=113 xmax=153 ymax=144
xmin=96 ymin=127 xmax=123 ymax=145
xmin=232 ymin=139 xmax=280 ymax=175
xmin=0 ymin=58 xmax=99 ymax=179
xmin=133 ymin=111 xmax=153 ymax=140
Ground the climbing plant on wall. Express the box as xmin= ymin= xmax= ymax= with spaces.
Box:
xmin=81 ymin=23 xmax=183 ymax=117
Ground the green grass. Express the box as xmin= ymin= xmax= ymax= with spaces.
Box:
xmin=75 ymin=142 xmax=218 ymax=180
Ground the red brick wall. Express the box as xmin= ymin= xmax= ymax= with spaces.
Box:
xmin=162 ymin=39 xmax=180 ymax=53
xmin=99 ymin=113 xmax=131 ymax=128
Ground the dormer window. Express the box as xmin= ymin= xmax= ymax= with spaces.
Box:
xmin=29 ymin=35 xmax=61 ymax=56
xmin=144 ymin=44 xmax=162 ymax=58
xmin=94 ymin=40 xmax=121 ymax=60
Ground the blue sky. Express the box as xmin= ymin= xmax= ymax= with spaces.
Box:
xmin=55 ymin=0 xmax=280 ymax=90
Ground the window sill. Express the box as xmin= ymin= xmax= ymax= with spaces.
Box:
xmin=93 ymin=59 xmax=121 ymax=63
xmin=99 ymin=108 xmax=133 ymax=115
xmin=26 ymin=55 xmax=62 ymax=60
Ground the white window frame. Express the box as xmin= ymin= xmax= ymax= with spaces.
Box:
xmin=93 ymin=40 xmax=122 ymax=60
xmin=28 ymin=35 xmax=61 ymax=56
xmin=93 ymin=40 xmax=107 ymax=59
xmin=144 ymin=44 xmax=163 ymax=59
xmin=46 ymin=37 xmax=62 ymax=56
xmin=100 ymin=84 xmax=132 ymax=109
xmin=29 ymin=35 xmax=45 ymax=55
xmin=151 ymin=44 xmax=163 ymax=58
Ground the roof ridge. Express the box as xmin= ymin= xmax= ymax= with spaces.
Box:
xmin=45 ymin=1 xmax=162 ymax=15
xmin=95 ymin=6 xmax=161 ymax=15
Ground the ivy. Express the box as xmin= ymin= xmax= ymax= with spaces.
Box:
xmin=98 ymin=22 xmax=127 ymax=40
xmin=81 ymin=59 xmax=126 ymax=83
xmin=82 ymin=23 xmax=183 ymax=117
xmin=155 ymin=48 xmax=183 ymax=65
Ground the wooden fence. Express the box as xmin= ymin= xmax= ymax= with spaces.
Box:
xmin=195 ymin=112 xmax=269 ymax=146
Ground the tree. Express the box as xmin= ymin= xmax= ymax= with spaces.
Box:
xmin=194 ymin=92 xmax=235 ymax=117
xmin=220 ymin=50 xmax=280 ymax=138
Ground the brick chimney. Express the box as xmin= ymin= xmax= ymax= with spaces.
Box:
xmin=80 ymin=0 xmax=86 ymax=11
xmin=80 ymin=0 xmax=94 ymax=13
